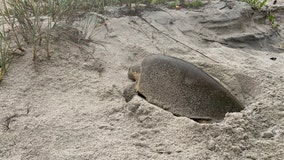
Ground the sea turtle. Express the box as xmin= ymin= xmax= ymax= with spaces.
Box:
xmin=125 ymin=54 xmax=244 ymax=122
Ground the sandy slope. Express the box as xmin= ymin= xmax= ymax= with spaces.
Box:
xmin=1 ymin=1 xmax=284 ymax=160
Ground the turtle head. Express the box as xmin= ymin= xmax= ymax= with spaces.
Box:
xmin=127 ymin=65 xmax=141 ymax=81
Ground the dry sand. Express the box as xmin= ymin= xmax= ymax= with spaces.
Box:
xmin=1 ymin=1 xmax=284 ymax=160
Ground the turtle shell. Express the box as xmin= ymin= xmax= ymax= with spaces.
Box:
xmin=135 ymin=55 xmax=244 ymax=121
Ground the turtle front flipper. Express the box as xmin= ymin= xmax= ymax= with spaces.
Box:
xmin=123 ymin=83 xmax=137 ymax=102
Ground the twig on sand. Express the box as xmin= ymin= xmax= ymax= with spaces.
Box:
xmin=1 ymin=114 xmax=19 ymax=131
xmin=202 ymin=38 xmax=229 ymax=46
xmin=137 ymin=15 xmax=219 ymax=63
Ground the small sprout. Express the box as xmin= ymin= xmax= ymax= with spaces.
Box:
xmin=267 ymin=13 xmax=280 ymax=29
xmin=168 ymin=2 xmax=178 ymax=9
xmin=242 ymin=0 xmax=267 ymax=10
xmin=185 ymin=0 xmax=203 ymax=8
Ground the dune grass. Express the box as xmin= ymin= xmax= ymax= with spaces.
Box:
xmin=0 ymin=0 xmax=117 ymax=80
xmin=0 ymin=25 xmax=12 ymax=82
xmin=0 ymin=0 xmax=96 ymax=81
xmin=242 ymin=0 xmax=267 ymax=10
xmin=1 ymin=0 xmax=79 ymax=60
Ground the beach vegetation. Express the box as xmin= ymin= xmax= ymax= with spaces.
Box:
xmin=184 ymin=0 xmax=203 ymax=8
xmin=0 ymin=25 xmax=12 ymax=81
xmin=242 ymin=0 xmax=267 ymax=10
xmin=267 ymin=13 xmax=280 ymax=29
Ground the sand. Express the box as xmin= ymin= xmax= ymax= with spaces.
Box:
xmin=1 ymin=1 xmax=284 ymax=159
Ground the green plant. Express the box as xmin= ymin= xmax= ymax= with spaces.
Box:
xmin=167 ymin=1 xmax=178 ymax=9
xmin=117 ymin=0 xmax=152 ymax=13
xmin=81 ymin=13 xmax=103 ymax=40
xmin=1 ymin=0 xmax=24 ymax=52
xmin=179 ymin=0 xmax=185 ymax=4
xmin=77 ymin=0 xmax=105 ymax=13
xmin=1 ymin=0 xmax=81 ymax=60
xmin=0 ymin=50 xmax=10 ymax=82
xmin=152 ymin=0 xmax=167 ymax=4
xmin=267 ymin=13 xmax=280 ymax=29
xmin=0 ymin=27 xmax=12 ymax=81
xmin=242 ymin=0 xmax=267 ymax=10
xmin=0 ymin=0 xmax=107 ymax=80
xmin=185 ymin=0 xmax=203 ymax=8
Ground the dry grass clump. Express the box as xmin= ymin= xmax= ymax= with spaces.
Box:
xmin=0 ymin=0 xmax=103 ymax=81
xmin=0 ymin=0 xmax=78 ymax=60
xmin=0 ymin=27 xmax=11 ymax=81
